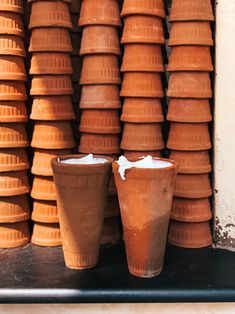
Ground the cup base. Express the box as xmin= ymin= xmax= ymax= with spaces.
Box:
xmin=63 ymin=250 xmax=99 ymax=270
xmin=127 ymin=256 xmax=163 ymax=278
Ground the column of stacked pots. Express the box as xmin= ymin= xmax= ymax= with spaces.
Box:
xmin=0 ymin=0 xmax=31 ymax=248
xmin=28 ymin=0 xmax=76 ymax=247
xmin=120 ymin=0 xmax=166 ymax=159
xmin=166 ymin=0 xmax=215 ymax=249
xmin=78 ymin=0 xmax=122 ymax=245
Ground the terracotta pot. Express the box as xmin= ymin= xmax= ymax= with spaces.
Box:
xmin=0 ymin=12 xmax=24 ymax=37
xmin=31 ymin=222 xmax=61 ymax=246
xmin=32 ymin=200 xmax=58 ymax=223
xmin=31 ymin=121 xmax=75 ymax=149
xmin=70 ymin=0 xmax=81 ymax=13
xmin=121 ymin=123 xmax=164 ymax=151
xmin=168 ymin=21 xmax=213 ymax=46
xmin=32 ymin=148 xmax=72 ymax=176
xmin=79 ymin=133 xmax=120 ymax=154
xmin=29 ymin=28 xmax=73 ymax=52
xmin=171 ymin=197 xmax=212 ymax=223
xmin=0 ymin=0 xmax=23 ymax=14
xmin=30 ymin=75 xmax=73 ymax=96
xmin=71 ymin=14 xmax=81 ymax=33
xmin=79 ymin=0 xmax=121 ymax=27
xmin=124 ymin=150 xmax=162 ymax=159
xmin=0 ymin=171 xmax=30 ymax=196
xmin=167 ymin=98 xmax=212 ymax=123
xmin=105 ymin=195 xmax=120 ymax=218
xmin=169 ymin=0 xmax=214 ymax=22
xmin=121 ymin=0 xmax=165 ymax=18
xmin=0 ymin=221 xmax=30 ymax=248
xmin=121 ymin=15 xmax=164 ymax=44
xmin=0 ymin=101 xmax=28 ymax=122
xmin=168 ymin=46 xmax=213 ymax=72
xmin=100 ymin=217 xmax=120 ymax=244
xmin=121 ymin=44 xmax=164 ymax=72
xmin=0 ymin=81 xmax=27 ymax=100
xmin=0 ymin=195 xmax=29 ymax=223
xmin=80 ymin=55 xmax=121 ymax=85
xmin=70 ymin=32 xmax=82 ymax=55
xmin=80 ymin=85 xmax=121 ymax=109
xmin=167 ymin=72 xmax=212 ymax=98
xmin=0 ymin=35 xmax=25 ymax=57
xmin=167 ymin=122 xmax=211 ymax=151
xmin=31 ymin=175 xmax=56 ymax=201
xmin=169 ymin=150 xmax=212 ymax=174
xmin=51 ymin=154 xmax=113 ymax=269
xmin=79 ymin=109 xmax=121 ymax=134
xmin=121 ymin=72 xmax=164 ymax=98
xmin=121 ymin=98 xmax=164 ymax=123
xmin=80 ymin=25 xmax=121 ymax=56
xmin=30 ymin=96 xmax=75 ymax=121
xmin=29 ymin=1 xmax=72 ymax=29
xmin=30 ymin=52 xmax=73 ymax=75
xmin=113 ymin=157 xmax=178 ymax=278
xmin=174 ymin=173 xmax=212 ymax=199
xmin=168 ymin=221 xmax=212 ymax=248
xmin=0 ymin=148 xmax=29 ymax=172
xmin=71 ymin=56 xmax=82 ymax=82
xmin=0 ymin=56 xmax=26 ymax=80
xmin=0 ymin=123 xmax=28 ymax=148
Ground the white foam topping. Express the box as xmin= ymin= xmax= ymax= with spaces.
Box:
xmin=60 ymin=154 xmax=108 ymax=165
xmin=117 ymin=155 xmax=172 ymax=180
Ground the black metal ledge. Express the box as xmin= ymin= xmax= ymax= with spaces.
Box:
xmin=0 ymin=242 xmax=235 ymax=303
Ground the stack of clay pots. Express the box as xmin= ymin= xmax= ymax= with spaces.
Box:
xmin=28 ymin=0 xmax=75 ymax=246
xmin=120 ymin=0 xmax=166 ymax=158
xmin=166 ymin=0 xmax=214 ymax=248
xmin=78 ymin=0 xmax=122 ymax=245
xmin=0 ymin=0 xmax=31 ymax=248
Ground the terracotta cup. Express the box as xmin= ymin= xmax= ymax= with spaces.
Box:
xmin=0 ymin=56 xmax=26 ymax=81
xmin=121 ymin=0 xmax=165 ymax=18
xmin=121 ymin=72 xmax=164 ymax=98
xmin=30 ymin=75 xmax=73 ymax=96
xmin=0 ymin=195 xmax=30 ymax=223
xmin=169 ymin=0 xmax=214 ymax=22
xmin=121 ymin=15 xmax=164 ymax=44
xmin=0 ymin=170 xmax=30 ymax=196
xmin=113 ymin=157 xmax=178 ymax=278
xmin=100 ymin=217 xmax=120 ymax=245
xmin=0 ymin=123 xmax=28 ymax=148
xmin=0 ymin=12 xmax=24 ymax=37
xmin=0 ymin=0 xmax=24 ymax=14
xmin=0 ymin=81 xmax=27 ymax=101
xmin=80 ymin=55 xmax=121 ymax=85
xmin=79 ymin=0 xmax=121 ymax=27
xmin=124 ymin=150 xmax=162 ymax=159
xmin=0 ymin=148 xmax=29 ymax=172
xmin=121 ymin=44 xmax=164 ymax=72
xmin=167 ymin=98 xmax=212 ymax=123
xmin=0 ymin=35 xmax=25 ymax=57
xmin=167 ymin=122 xmax=211 ymax=151
xmin=168 ymin=221 xmax=212 ymax=248
xmin=105 ymin=195 xmax=120 ymax=218
xmin=0 ymin=101 xmax=28 ymax=122
xmin=171 ymin=197 xmax=212 ymax=223
xmin=80 ymin=25 xmax=121 ymax=56
xmin=79 ymin=133 xmax=120 ymax=155
xmin=70 ymin=0 xmax=81 ymax=13
xmin=51 ymin=154 xmax=113 ymax=270
xmin=121 ymin=123 xmax=164 ymax=151
xmin=0 ymin=221 xmax=30 ymax=248
xmin=31 ymin=222 xmax=61 ymax=247
xmin=121 ymin=98 xmax=164 ymax=123
xmin=31 ymin=175 xmax=56 ymax=201
xmin=32 ymin=200 xmax=58 ymax=223
xmin=167 ymin=72 xmax=212 ymax=98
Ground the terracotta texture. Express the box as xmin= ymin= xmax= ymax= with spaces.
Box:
xmin=79 ymin=0 xmax=121 ymax=27
xmin=174 ymin=174 xmax=212 ymax=199
xmin=0 ymin=101 xmax=28 ymax=122
xmin=113 ymin=158 xmax=178 ymax=278
xmin=32 ymin=200 xmax=58 ymax=223
xmin=31 ymin=175 xmax=56 ymax=201
xmin=0 ymin=81 xmax=27 ymax=100
xmin=79 ymin=133 xmax=120 ymax=154
xmin=0 ymin=12 xmax=24 ymax=37
xmin=71 ymin=56 xmax=82 ymax=82
xmin=0 ymin=148 xmax=29 ymax=172
xmin=100 ymin=217 xmax=120 ymax=245
xmin=0 ymin=0 xmax=23 ymax=14
xmin=30 ymin=75 xmax=73 ymax=96
xmin=168 ymin=21 xmax=213 ymax=46
xmin=70 ymin=0 xmax=81 ymax=13
xmin=80 ymin=85 xmax=121 ymax=109
xmin=169 ymin=0 xmax=214 ymax=22
xmin=121 ymin=16 xmax=164 ymax=44
xmin=105 ymin=195 xmax=120 ymax=218
xmin=29 ymin=28 xmax=73 ymax=52
xmin=0 ymin=221 xmax=30 ymax=248
xmin=124 ymin=150 xmax=161 ymax=159
xmin=121 ymin=123 xmax=164 ymax=151
xmin=51 ymin=154 xmax=113 ymax=270
xmin=31 ymin=222 xmax=61 ymax=247
xmin=121 ymin=0 xmax=165 ymax=18
xmin=0 ymin=171 xmax=30 ymax=196
xmin=167 ymin=98 xmax=212 ymax=123
xmin=29 ymin=1 xmax=72 ymax=29
xmin=0 ymin=56 xmax=26 ymax=80
xmin=167 ymin=123 xmax=211 ymax=151
xmin=121 ymin=72 xmax=164 ymax=98
xmin=168 ymin=221 xmax=212 ymax=248
xmin=79 ymin=110 xmax=121 ymax=134
xmin=171 ymin=197 xmax=212 ymax=223
xmin=0 ymin=35 xmax=25 ymax=57
xmin=0 ymin=123 xmax=28 ymax=148
xmin=32 ymin=149 xmax=72 ymax=176
xmin=167 ymin=72 xmax=212 ymax=98
xmin=80 ymin=26 xmax=121 ymax=56
xmin=121 ymin=98 xmax=164 ymax=123
xmin=31 ymin=121 xmax=75 ymax=149
xmin=0 ymin=195 xmax=30 ymax=223
xmin=80 ymin=55 xmax=121 ymax=85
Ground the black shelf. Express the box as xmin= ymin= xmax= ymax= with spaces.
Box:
xmin=0 ymin=243 xmax=235 ymax=303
